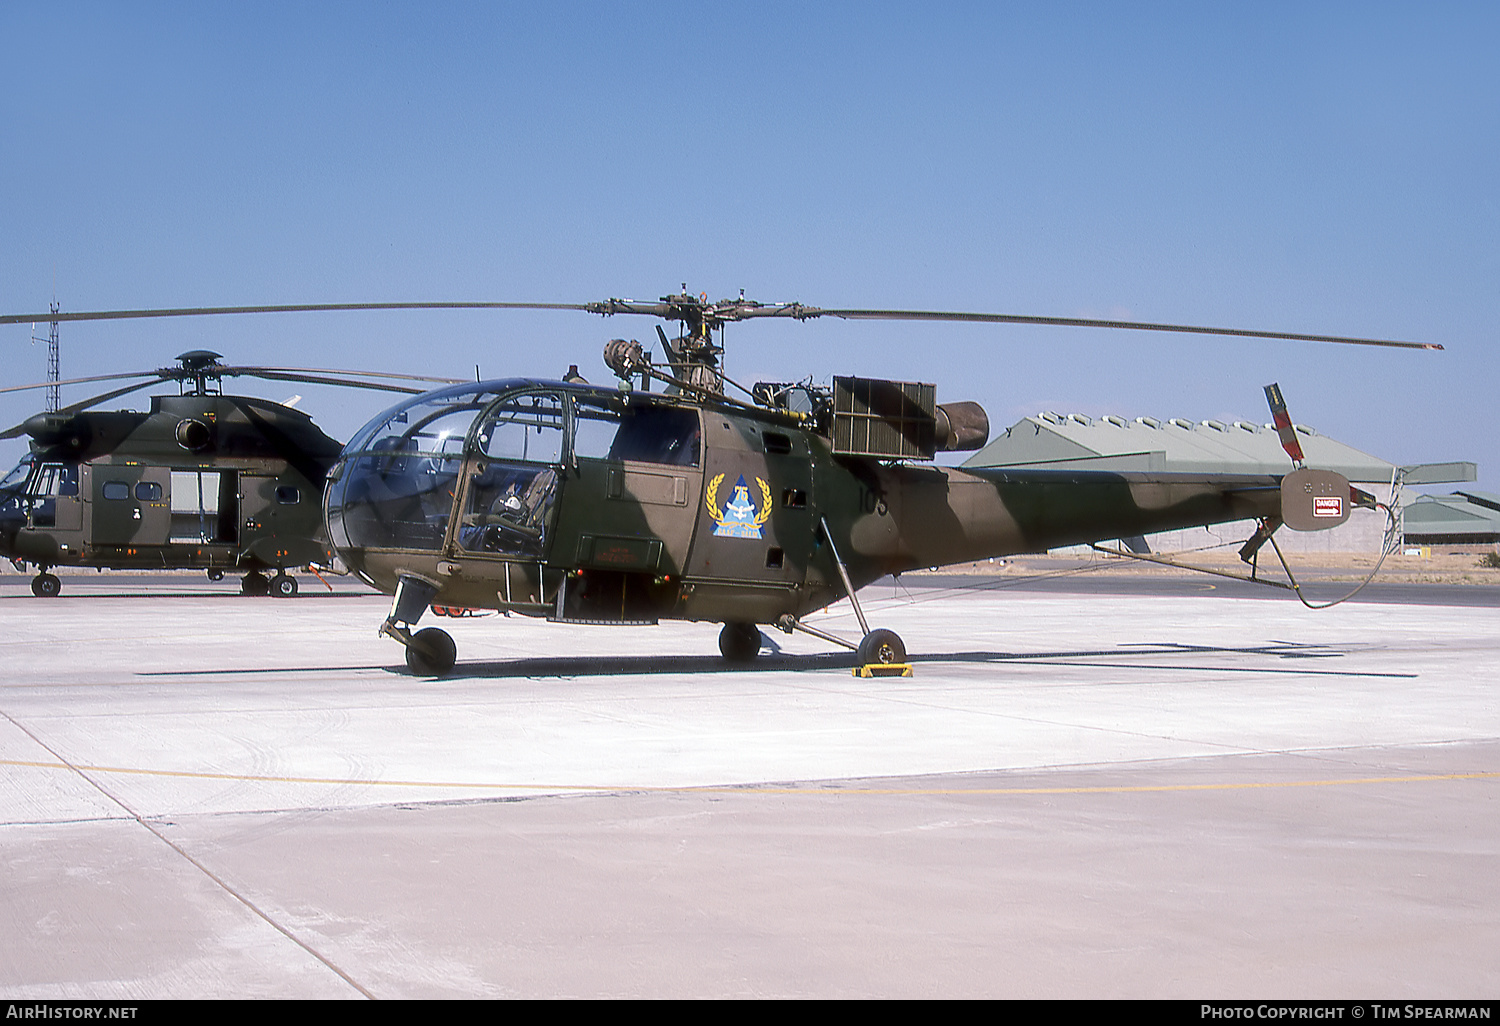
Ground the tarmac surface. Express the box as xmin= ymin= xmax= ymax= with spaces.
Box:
xmin=1 ymin=568 xmax=1497 ymax=998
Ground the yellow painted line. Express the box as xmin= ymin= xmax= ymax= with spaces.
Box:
xmin=2 ymin=758 xmax=1497 ymax=795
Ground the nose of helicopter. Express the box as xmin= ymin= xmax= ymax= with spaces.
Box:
xmin=323 ymin=379 xmax=530 ymax=590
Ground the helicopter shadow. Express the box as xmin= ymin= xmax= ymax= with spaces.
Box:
xmin=394 ymin=640 xmax=1412 ymax=682
xmin=398 ymin=651 xmax=856 ymax=680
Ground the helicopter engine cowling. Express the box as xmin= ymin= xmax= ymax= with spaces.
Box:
xmin=934 ymin=401 xmax=989 ymax=452
xmin=175 ymin=418 xmax=213 ymax=452
xmin=22 ymin=413 xmax=92 ymax=452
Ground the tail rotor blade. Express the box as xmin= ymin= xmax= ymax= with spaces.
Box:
xmin=1264 ymin=382 xmax=1306 ymax=466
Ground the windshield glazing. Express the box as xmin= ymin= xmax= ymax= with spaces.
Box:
xmin=327 ymin=383 xmax=566 ymax=554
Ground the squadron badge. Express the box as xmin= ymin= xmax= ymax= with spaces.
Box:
xmin=706 ymin=473 xmax=773 ymax=539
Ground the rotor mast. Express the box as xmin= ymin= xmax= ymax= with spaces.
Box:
xmin=587 ymin=287 xmax=734 ymax=395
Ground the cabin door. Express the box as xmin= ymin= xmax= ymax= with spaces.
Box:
xmin=685 ymin=414 xmax=814 ymax=585
xmin=90 ymin=465 xmax=170 ymax=546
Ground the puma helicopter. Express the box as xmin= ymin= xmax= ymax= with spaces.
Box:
xmin=0 ymin=350 xmax=459 ymax=596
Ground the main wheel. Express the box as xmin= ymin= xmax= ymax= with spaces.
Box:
xmin=206 ymin=569 xmax=224 ymax=582
xmin=856 ymin=628 xmax=905 ymax=666
xmin=406 ymin=627 xmax=457 ymax=677
xmin=31 ymin=573 xmax=61 ymax=598
xmin=270 ymin=573 xmax=298 ymax=598
xmin=718 ymin=621 xmax=763 ymax=662
xmin=241 ymin=572 xmax=270 ymax=597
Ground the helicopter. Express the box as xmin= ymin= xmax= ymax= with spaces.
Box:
xmin=0 ymin=350 xmax=460 ymax=597
xmin=0 ymin=293 xmax=1441 ymax=673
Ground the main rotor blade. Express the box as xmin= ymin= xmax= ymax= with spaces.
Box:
xmin=584 ymin=297 xmax=1443 ymax=351
xmin=796 ymin=307 xmax=1444 ymax=352
xmin=215 ymin=368 xmax=428 ymax=394
xmin=0 ymin=365 xmax=462 ymax=397
xmin=232 ymin=365 xmax=467 ymax=385
xmin=0 ymin=378 xmax=162 ymax=440
xmin=0 ymin=301 xmax=593 ymax=326
xmin=0 ymin=370 xmax=161 ymax=396
xmin=0 ymin=297 xmax=1443 ymax=352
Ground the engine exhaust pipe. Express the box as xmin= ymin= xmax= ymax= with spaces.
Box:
xmin=934 ymin=401 xmax=989 ymax=451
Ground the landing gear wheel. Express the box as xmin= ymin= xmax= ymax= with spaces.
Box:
xmin=406 ymin=627 xmax=457 ymax=677
xmin=270 ymin=573 xmax=298 ymax=598
xmin=718 ymin=621 xmax=763 ymax=662
xmin=31 ymin=573 xmax=61 ymax=598
xmin=206 ymin=569 xmax=224 ymax=582
xmin=240 ymin=572 xmax=270 ymax=597
xmin=856 ymin=628 xmax=905 ymax=666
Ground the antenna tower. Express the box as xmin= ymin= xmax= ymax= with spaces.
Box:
xmin=30 ymin=301 xmax=60 ymax=412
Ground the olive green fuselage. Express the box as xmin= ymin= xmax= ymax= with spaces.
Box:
xmin=0 ymin=395 xmax=340 ymax=575
xmin=330 ymin=381 xmax=1281 ymax=625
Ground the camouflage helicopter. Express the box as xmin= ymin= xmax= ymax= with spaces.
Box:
xmin=0 ymin=295 xmax=1440 ymax=673
xmin=0 ymin=349 xmax=459 ymax=597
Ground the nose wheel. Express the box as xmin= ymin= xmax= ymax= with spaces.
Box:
xmin=403 ymin=627 xmax=457 ymax=677
xmin=380 ymin=573 xmax=458 ymax=676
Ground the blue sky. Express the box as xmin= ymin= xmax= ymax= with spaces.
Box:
xmin=2 ymin=2 xmax=1496 ymax=489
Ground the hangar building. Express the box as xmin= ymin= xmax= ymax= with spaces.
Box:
xmin=1400 ymin=491 xmax=1500 ymax=547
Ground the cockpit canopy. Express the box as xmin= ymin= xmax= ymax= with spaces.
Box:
xmin=325 ymin=380 xmax=700 ymax=559
xmin=0 ymin=454 xmax=80 ymax=530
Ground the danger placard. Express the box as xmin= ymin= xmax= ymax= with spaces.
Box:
xmin=1313 ymin=496 xmax=1344 ymax=518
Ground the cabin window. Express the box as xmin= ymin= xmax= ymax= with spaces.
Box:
xmin=763 ymin=432 xmax=793 ymax=455
xmin=31 ymin=463 xmax=78 ymax=497
xmin=570 ymin=396 xmax=627 ymax=461
xmin=135 ymin=482 xmax=163 ymax=502
xmin=457 ymin=463 xmax=559 ymax=558
xmin=355 ymin=387 xmax=492 ymax=461
xmin=276 ymin=486 xmax=300 ymax=504
xmin=327 ymin=454 xmax=463 ymax=551
xmin=474 ymin=393 xmax=565 ymax=465
xmin=571 ymin=396 xmax=700 ymax=466
xmin=782 ymin=489 xmax=807 ymax=508
xmin=23 ymin=464 xmax=77 ymax=527
xmin=0 ymin=456 xmax=33 ymax=493
xmin=102 ymin=482 xmax=130 ymax=501
xmin=0 ymin=458 xmax=31 ymax=521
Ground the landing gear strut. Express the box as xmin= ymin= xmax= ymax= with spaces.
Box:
xmin=380 ymin=574 xmax=457 ymax=676
xmin=762 ymin=519 xmax=913 ymax=676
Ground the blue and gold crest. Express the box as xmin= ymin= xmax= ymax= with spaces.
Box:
xmin=706 ymin=473 xmax=773 ymax=539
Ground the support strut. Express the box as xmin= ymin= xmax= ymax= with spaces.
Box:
xmin=379 ymin=573 xmax=440 ymax=648
xmin=774 ymin=613 xmax=859 ymax=651
xmin=819 ymin=516 xmax=870 ymax=636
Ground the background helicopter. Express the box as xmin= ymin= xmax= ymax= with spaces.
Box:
xmin=0 ymin=350 xmax=459 ymax=597
xmin=0 ymin=293 xmax=1441 ymax=672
